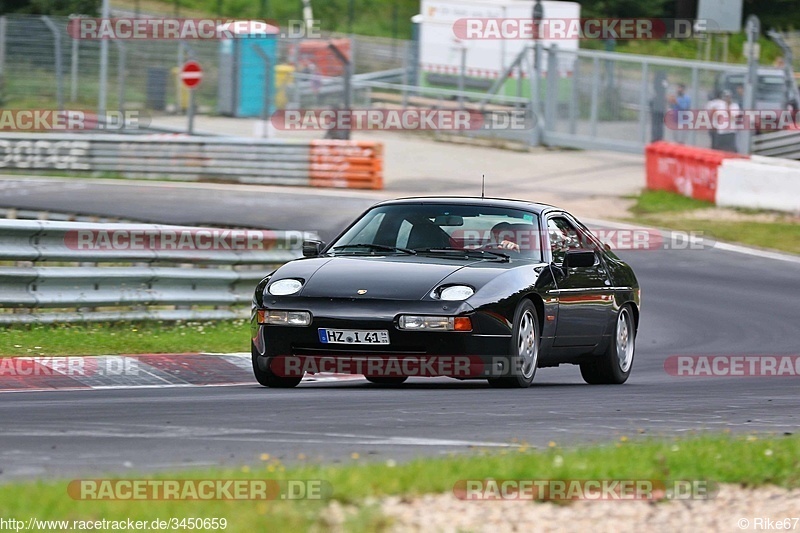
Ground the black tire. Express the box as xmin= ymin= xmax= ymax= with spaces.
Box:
xmin=251 ymin=345 xmax=303 ymax=388
xmin=487 ymin=300 xmax=539 ymax=389
xmin=580 ymin=304 xmax=636 ymax=385
xmin=365 ymin=376 xmax=408 ymax=385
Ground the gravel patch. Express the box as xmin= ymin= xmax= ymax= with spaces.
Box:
xmin=322 ymin=484 xmax=800 ymax=532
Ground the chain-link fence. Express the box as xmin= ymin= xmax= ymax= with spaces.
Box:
xmin=542 ymin=46 xmax=751 ymax=153
xmin=1 ymin=14 xmax=795 ymax=154
xmin=0 ymin=15 xmax=412 ymax=117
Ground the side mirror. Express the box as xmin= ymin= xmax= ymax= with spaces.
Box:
xmin=563 ymin=249 xmax=595 ymax=269
xmin=302 ymin=239 xmax=325 ymax=257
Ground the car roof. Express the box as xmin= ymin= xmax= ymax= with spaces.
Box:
xmin=373 ymin=196 xmax=558 ymax=215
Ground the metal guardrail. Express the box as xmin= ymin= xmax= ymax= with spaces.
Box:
xmin=0 ymin=219 xmax=310 ymax=323
xmin=0 ymin=134 xmax=384 ymax=190
xmin=753 ymin=129 xmax=800 ymax=160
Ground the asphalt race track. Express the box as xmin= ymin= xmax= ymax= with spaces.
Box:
xmin=1 ymin=179 xmax=799 ymax=479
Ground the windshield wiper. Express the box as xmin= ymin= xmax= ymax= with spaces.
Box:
xmin=416 ymin=247 xmax=510 ymax=262
xmin=331 ymin=243 xmax=417 ymax=255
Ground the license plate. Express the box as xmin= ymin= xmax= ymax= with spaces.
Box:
xmin=319 ymin=329 xmax=390 ymax=345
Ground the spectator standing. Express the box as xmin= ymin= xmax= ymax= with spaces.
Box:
xmin=668 ymin=83 xmax=692 ymax=143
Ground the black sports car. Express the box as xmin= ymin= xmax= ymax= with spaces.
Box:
xmin=251 ymin=197 xmax=640 ymax=388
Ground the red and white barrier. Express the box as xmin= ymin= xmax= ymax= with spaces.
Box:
xmin=717 ymin=156 xmax=800 ymax=213
xmin=645 ymin=142 xmax=800 ymax=213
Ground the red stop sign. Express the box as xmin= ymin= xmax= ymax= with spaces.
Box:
xmin=180 ymin=61 xmax=203 ymax=89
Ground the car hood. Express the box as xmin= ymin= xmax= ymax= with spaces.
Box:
xmin=275 ymin=255 xmax=488 ymax=300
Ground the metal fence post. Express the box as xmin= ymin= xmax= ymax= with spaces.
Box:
xmin=457 ymin=44 xmax=466 ymax=108
xmin=41 ymin=16 xmax=64 ymax=111
xmin=98 ymin=0 xmax=110 ymax=117
xmin=69 ymin=17 xmax=79 ymax=103
xmin=637 ymin=61 xmax=649 ymax=143
xmin=690 ymin=66 xmax=699 ymax=146
xmin=569 ymin=55 xmax=579 ymax=135
xmin=742 ymin=15 xmax=761 ymax=155
xmin=328 ymin=41 xmax=352 ymax=140
xmin=114 ymin=40 xmax=126 ymax=112
xmin=177 ymin=41 xmax=185 ymax=112
xmin=545 ymin=45 xmax=558 ymax=135
xmin=589 ymin=56 xmax=600 ymax=138
xmin=252 ymin=44 xmax=273 ymax=138
xmin=0 ymin=16 xmax=6 ymax=98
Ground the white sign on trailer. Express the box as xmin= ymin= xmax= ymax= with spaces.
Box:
xmin=418 ymin=0 xmax=581 ymax=80
xmin=697 ymin=0 xmax=743 ymax=33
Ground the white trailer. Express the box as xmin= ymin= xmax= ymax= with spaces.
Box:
xmin=418 ymin=0 xmax=580 ymax=86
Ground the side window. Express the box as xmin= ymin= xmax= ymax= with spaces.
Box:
xmin=547 ymin=217 xmax=595 ymax=265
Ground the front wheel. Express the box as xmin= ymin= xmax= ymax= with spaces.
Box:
xmin=488 ymin=300 xmax=539 ymax=389
xmin=252 ymin=346 xmax=303 ymax=388
xmin=580 ymin=305 xmax=636 ymax=385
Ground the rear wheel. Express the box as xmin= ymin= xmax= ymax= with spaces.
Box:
xmin=488 ymin=300 xmax=539 ymax=389
xmin=365 ymin=376 xmax=408 ymax=385
xmin=252 ymin=345 xmax=303 ymax=388
xmin=580 ymin=305 xmax=636 ymax=385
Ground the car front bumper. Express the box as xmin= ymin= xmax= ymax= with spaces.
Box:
xmin=251 ymin=298 xmax=515 ymax=379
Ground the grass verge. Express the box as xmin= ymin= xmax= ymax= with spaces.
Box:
xmin=0 ymin=320 xmax=249 ymax=357
xmin=624 ymin=190 xmax=800 ymax=255
xmin=0 ymin=434 xmax=797 ymax=531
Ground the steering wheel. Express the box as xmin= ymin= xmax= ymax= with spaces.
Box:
xmin=480 ymin=241 xmax=521 ymax=253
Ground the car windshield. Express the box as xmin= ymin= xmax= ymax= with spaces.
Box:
xmin=329 ymin=203 xmax=542 ymax=261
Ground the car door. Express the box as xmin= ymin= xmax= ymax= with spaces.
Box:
xmin=546 ymin=214 xmax=614 ymax=347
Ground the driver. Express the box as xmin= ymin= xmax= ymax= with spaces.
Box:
xmin=489 ymin=222 xmax=521 ymax=252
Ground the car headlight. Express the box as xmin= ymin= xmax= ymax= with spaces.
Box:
xmin=435 ymin=285 xmax=475 ymax=301
xmin=268 ymin=279 xmax=303 ymax=296
xmin=257 ymin=310 xmax=312 ymax=326
xmin=397 ymin=315 xmax=472 ymax=331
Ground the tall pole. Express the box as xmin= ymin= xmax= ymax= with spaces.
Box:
xmin=98 ymin=0 xmax=110 ymax=117
xmin=742 ymin=15 xmax=760 ymax=155
xmin=531 ymin=0 xmax=543 ymax=146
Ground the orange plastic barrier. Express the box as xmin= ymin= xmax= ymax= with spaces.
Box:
xmin=309 ymin=140 xmax=383 ymax=190
xmin=645 ymin=141 xmax=748 ymax=203
xmin=296 ymin=39 xmax=351 ymax=77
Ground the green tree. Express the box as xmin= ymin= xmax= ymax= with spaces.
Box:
xmin=0 ymin=0 xmax=100 ymax=16
xmin=576 ymin=0 xmax=670 ymax=18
